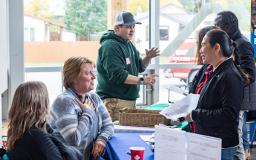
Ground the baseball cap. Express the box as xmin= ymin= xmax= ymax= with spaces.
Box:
xmin=114 ymin=12 xmax=142 ymax=26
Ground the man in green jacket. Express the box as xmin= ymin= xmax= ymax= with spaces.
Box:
xmin=96 ymin=11 xmax=160 ymax=121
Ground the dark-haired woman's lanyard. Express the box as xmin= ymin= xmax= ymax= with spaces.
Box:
xmin=190 ymin=65 xmax=213 ymax=133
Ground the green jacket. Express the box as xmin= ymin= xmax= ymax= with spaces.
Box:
xmin=96 ymin=30 xmax=146 ymax=101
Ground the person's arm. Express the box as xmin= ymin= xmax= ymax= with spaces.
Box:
xmin=190 ymin=74 xmax=243 ymax=127
xmin=49 ymin=135 xmax=77 ymax=160
xmin=141 ymin=47 xmax=160 ymax=68
xmin=32 ymin=130 xmax=66 ymax=160
xmin=102 ymin=50 xmax=159 ymax=86
xmin=50 ymin=98 xmax=95 ymax=146
xmin=95 ymin=102 xmax=114 ymax=144
xmin=91 ymin=94 xmax=114 ymax=159
xmin=239 ymin=42 xmax=256 ymax=83
xmin=124 ymin=74 xmax=159 ymax=86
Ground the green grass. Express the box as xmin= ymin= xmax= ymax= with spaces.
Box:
xmin=25 ymin=62 xmax=64 ymax=66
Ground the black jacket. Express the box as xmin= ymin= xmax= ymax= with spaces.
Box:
xmin=230 ymin=29 xmax=256 ymax=110
xmin=7 ymin=125 xmax=76 ymax=160
xmin=190 ymin=59 xmax=244 ymax=148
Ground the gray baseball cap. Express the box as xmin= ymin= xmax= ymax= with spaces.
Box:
xmin=114 ymin=12 xmax=142 ymax=26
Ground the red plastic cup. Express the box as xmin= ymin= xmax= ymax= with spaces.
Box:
xmin=130 ymin=147 xmax=145 ymax=160
xmin=2 ymin=137 xmax=7 ymax=150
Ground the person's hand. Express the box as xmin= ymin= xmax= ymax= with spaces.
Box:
xmin=143 ymin=74 xmax=159 ymax=86
xmin=75 ymin=98 xmax=95 ymax=111
xmin=185 ymin=112 xmax=193 ymax=122
xmin=145 ymin=47 xmax=160 ymax=58
xmin=92 ymin=140 xmax=106 ymax=159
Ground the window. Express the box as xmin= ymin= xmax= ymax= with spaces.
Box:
xmin=24 ymin=0 xmax=149 ymax=106
xmin=146 ymin=26 xmax=169 ymax=41
xmin=30 ymin=28 xmax=35 ymax=41
xmin=160 ymin=26 xmax=169 ymax=41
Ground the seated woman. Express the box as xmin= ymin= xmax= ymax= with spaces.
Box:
xmin=48 ymin=56 xmax=114 ymax=160
xmin=6 ymin=81 xmax=76 ymax=160
xmin=185 ymin=29 xmax=249 ymax=160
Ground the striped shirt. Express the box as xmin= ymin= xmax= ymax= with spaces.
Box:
xmin=48 ymin=88 xmax=114 ymax=160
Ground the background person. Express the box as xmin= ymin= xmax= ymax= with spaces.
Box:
xmin=185 ymin=29 xmax=249 ymax=160
xmin=188 ymin=26 xmax=218 ymax=133
xmin=48 ymin=56 xmax=114 ymax=160
xmin=96 ymin=11 xmax=160 ymax=122
xmin=214 ymin=11 xmax=256 ymax=160
xmin=6 ymin=81 xmax=76 ymax=160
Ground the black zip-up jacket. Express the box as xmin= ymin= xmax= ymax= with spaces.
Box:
xmin=230 ymin=29 xmax=256 ymax=110
xmin=7 ymin=125 xmax=76 ymax=160
xmin=190 ymin=59 xmax=244 ymax=148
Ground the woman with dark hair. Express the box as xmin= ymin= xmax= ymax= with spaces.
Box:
xmin=188 ymin=26 xmax=218 ymax=133
xmin=215 ymin=10 xmax=256 ymax=160
xmin=6 ymin=81 xmax=76 ymax=160
xmin=185 ymin=29 xmax=249 ymax=160
xmin=195 ymin=26 xmax=219 ymax=65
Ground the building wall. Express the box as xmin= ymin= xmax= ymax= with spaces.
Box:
xmin=0 ymin=0 xmax=8 ymax=138
xmin=135 ymin=16 xmax=180 ymax=54
xmin=63 ymin=30 xmax=76 ymax=41
xmin=0 ymin=0 xmax=8 ymax=94
xmin=24 ymin=16 xmax=45 ymax=42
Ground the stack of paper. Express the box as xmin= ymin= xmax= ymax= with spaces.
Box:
xmin=160 ymin=94 xmax=200 ymax=120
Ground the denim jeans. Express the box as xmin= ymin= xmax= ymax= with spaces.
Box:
xmin=221 ymin=147 xmax=238 ymax=160
xmin=233 ymin=111 xmax=245 ymax=160
xmin=242 ymin=111 xmax=250 ymax=151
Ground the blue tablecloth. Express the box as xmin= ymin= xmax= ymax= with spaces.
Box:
xmin=107 ymin=133 xmax=154 ymax=160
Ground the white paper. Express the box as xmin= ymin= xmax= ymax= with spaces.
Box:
xmin=139 ymin=135 xmax=152 ymax=142
xmin=187 ymin=133 xmax=222 ymax=160
xmin=160 ymin=94 xmax=200 ymax=119
xmin=154 ymin=125 xmax=186 ymax=160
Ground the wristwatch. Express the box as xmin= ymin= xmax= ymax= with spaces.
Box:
xmin=140 ymin=77 xmax=144 ymax=85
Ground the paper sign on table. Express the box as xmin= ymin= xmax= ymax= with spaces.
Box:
xmin=154 ymin=125 xmax=186 ymax=160
xmin=160 ymin=94 xmax=200 ymax=119
xmin=139 ymin=135 xmax=152 ymax=142
xmin=187 ymin=133 xmax=221 ymax=160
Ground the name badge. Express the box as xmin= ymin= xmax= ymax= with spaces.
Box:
xmin=126 ymin=57 xmax=131 ymax=65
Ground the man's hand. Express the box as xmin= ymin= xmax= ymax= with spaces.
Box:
xmin=145 ymin=47 xmax=160 ymax=58
xmin=75 ymin=98 xmax=95 ymax=111
xmin=92 ymin=140 xmax=106 ymax=159
xmin=143 ymin=74 xmax=159 ymax=86
xmin=185 ymin=112 xmax=193 ymax=122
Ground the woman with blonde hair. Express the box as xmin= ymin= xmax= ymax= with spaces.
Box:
xmin=48 ymin=56 xmax=114 ymax=160
xmin=6 ymin=81 xmax=76 ymax=160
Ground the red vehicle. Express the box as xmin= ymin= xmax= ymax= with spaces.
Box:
xmin=164 ymin=39 xmax=199 ymax=84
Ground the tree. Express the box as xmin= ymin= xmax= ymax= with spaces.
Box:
xmin=64 ymin=0 xmax=107 ymax=37
xmin=211 ymin=0 xmax=250 ymax=31
xmin=211 ymin=0 xmax=250 ymax=11
xmin=178 ymin=0 xmax=194 ymax=12
xmin=160 ymin=0 xmax=183 ymax=7
xmin=129 ymin=0 xmax=184 ymax=16
xmin=24 ymin=0 xmax=54 ymax=19
xmin=128 ymin=0 xmax=149 ymax=16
